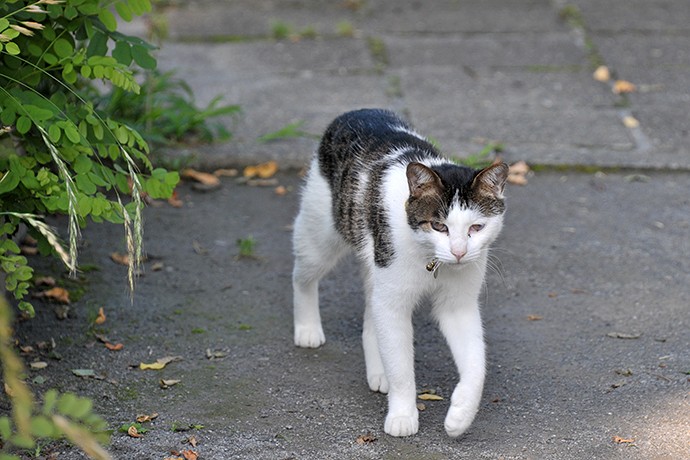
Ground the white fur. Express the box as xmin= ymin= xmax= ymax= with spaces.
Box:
xmin=292 ymin=160 xmax=502 ymax=438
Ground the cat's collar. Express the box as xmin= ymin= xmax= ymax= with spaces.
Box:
xmin=426 ymin=258 xmax=442 ymax=278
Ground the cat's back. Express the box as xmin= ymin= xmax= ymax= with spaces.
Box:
xmin=317 ymin=109 xmax=435 ymax=184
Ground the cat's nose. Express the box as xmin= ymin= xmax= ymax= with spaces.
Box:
xmin=451 ymin=249 xmax=466 ymax=262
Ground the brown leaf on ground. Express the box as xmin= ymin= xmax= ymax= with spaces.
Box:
xmin=613 ymin=80 xmax=636 ymax=94
xmin=622 ymin=115 xmax=640 ymax=128
xmin=507 ymin=161 xmax=530 ymax=185
xmin=418 ymin=393 xmax=444 ymax=401
xmin=181 ymin=450 xmax=199 ymax=460
xmin=612 ymin=436 xmax=635 ymax=444
xmin=136 ymin=413 xmax=159 ymax=423
xmin=34 ymin=276 xmax=56 ymax=287
xmin=104 ymin=342 xmax=124 ymax=351
xmin=110 ymin=252 xmax=129 ymax=266
xmin=607 ymin=332 xmax=642 ymax=340
xmin=527 ymin=314 xmax=544 ymax=321
xmin=243 ymin=161 xmax=278 ymax=179
xmin=181 ymin=168 xmax=221 ymax=186
xmin=213 ymin=168 xmax=238 ymax=177
xmin=593 ymin=65 xmax=611 ymax=82
xmin=168 ymin=189 xmax=184 ymax=208
xmin=36 ymin=287 xmax=70 ymax=304
xmin=139 ymin=355 xmax=183 ymax=370
xmin=160 ymin=379 xmax=181 ymax=389
xmin=127 ymin=425 xmax=144 ymax=438
xmin=94 ymin=307 xmax=106 ymax=325
xmin=20 ymin=246 xmax=38 ymax=256
xmin=30 ymin=361 xmax=48 ymax=369
xmin=356 ymin=433 xmax=377 ymax=445
xmin=187 ymin=435 xmax=198 ymax=447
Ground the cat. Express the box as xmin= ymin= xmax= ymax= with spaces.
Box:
xmin=292 ymin=108 xmax=508 ymax=437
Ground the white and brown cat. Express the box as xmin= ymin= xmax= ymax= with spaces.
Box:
xmin=292 ymin=109 xmax=508 ymax=437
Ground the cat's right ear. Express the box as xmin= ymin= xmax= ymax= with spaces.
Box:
xmin=406 ymin=163 xmax=443 ymax=199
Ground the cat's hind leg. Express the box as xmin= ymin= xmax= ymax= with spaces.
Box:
xmin=292 ymin=167 xmax=347 ymax=348
xmin=362 ymin=272 xmax=388 ymax=393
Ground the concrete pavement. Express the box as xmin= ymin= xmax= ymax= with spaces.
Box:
xmin=11 ymin=1 xmax=690 ymax=459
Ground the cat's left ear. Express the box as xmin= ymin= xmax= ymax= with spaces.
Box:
xmin=472 ymin=162 xmax=509 ymax=199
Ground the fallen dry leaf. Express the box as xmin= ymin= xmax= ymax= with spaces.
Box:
xmin=181 ymin=168 xmax=221 ymax=186
xmin=34 ymin=276 xmax=56 ymax=287
xmin=136 ymin=413 xmax=159 ymax=423
xmin=94 ymin=307 xmax=106 ymax=325
xmin=20 ymin=246 xmax=38 ymax=256
xmin=613 ymin=80 xmax=636 ymax=94
xmin=622 ymin=115 xmax=639 ymax=128
xmin=607 ymin=332 xmax=642 ymax=340
xmin=507 ymin=161 xmax=530 ymax=185
xmin=593 ymin=65 xmax=611 ymax=82
xmin=416 ymin=402 xmax=426 ymax=411
xmin=37 ymin=287 xmax=70 ymax=304
xmin=139 ymin=355 xmax=183 ymax=370
xmin=104 ymin=342 xmax=124 ymax=351
xmin=187 ymin=435 xmax=198 ymax=447
xmin=160 ymin=379 xmax=181 ymax=389
xmin=418 ymin=393 xmax=444 ymax=401
xmin=181 ymin=450 xmax=198 ymax=460
xmin=274 ymin=185 xmax=288 ymax=196
xmin=110 ymin=252 xmax=129 ymax=266
xmin=19 ymin=345 xmax=34 ymax=354
xmin=167 ymin=189 xmax=184 ymax=208
xmin=213 ymin=168 xmax=238 ymax=177
xmin=30 ymin=361 xmax=48 ymax=370
xmin=243 ymin=161 xmax=278 ymax=179
xmin=527 ymin=314 xmax=544 ymax=321
xmin=612 ymin=436 xmax=635 ymax=444
xmin=355 ymin=433 xmax=377 ymax=445
xmin=127 ymin=425 xmax=144 ymax=438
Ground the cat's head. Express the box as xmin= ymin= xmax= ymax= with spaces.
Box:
xmin=405 ymin=161 xmax=508 ymax=267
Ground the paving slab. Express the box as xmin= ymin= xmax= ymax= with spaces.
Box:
xmin=13 ymin=171 xmax=690 ymax=459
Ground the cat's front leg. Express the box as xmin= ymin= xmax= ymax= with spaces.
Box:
xmin=371 ymin=287 xmax=419 ymax=437
xmin=435 ymin=302 xmax=486 ymax=437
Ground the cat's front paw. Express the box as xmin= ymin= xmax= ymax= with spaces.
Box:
xmin=444 ymin=403 xmax=476 ymax=438
xmin=384 ymin=412 xmax=419 ymax=437
xmin=367 ymin=373 xmax=389 ymax=394
xmin=294 ymin=324 xmax=325 ymax=348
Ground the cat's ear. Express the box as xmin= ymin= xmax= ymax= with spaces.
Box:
xmin=472 ymin=162 xmax=509 ymax=199
xmin=406 ymin=162 xmax=443 ymax=198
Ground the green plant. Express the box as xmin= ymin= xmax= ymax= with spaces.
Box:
xmin=236 ymin=235 xmax=256 ymax=258
xmin=0 ymin=295 xmax=111 ymax=459
xmin=453 ymin=142 xmax=504 ymax=169
xmin=0 ymin=0 xmax=180 ymax=316
xmin=257 ymin=120 xmax=316 ymax=143
xmin=92 ymin=69 xmax=240 ymax=148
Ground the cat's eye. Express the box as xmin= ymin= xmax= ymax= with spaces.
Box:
xmin=469 ymin=224 xmax=484 ymax=235
xmin=431 ymin=221 xmax=448 ymax=233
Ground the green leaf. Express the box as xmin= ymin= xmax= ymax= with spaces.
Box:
xmin=53 ymin=38 xmax=74 ymax=58
xmin=48 ymin=124 xmax=62 ymax=143
xmin=86 ymin=30 xmax=107 ymax=57
xmin=98 ymin=9 xmax=118 ymax=32
xmin=75 ymin=173 xmax=97 ymax=195
xmin=5 ymin=42 xmax=20 ymax=56
xmin=30 ymin=415 xmax=55 ymax=438
xmin=0 ymin=171 xmax=20 ymax=195
xmin=73 ymin=155 xmax=92 ymax=174
xmin=131 ymin=44 xmax=157 ymax=70
xmin=112 ymin=41 xmax=132 ymax=65
xmin=0 ymin=416 xmax=11 ymax=440
xmin=64 ymin=124 xmax=80 ymax=143
xmin=115 ymin=2 xmax=133 ymax=21
xmin=16 ymin=116 xmax=32 ymax=134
